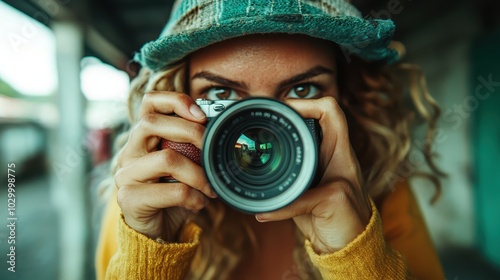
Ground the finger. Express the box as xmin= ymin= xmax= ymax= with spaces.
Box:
xmin=255 ymin=180 xmax=358 ymax=222
xmin=115 ymin=148 xmax=217 ymax=198
xmin=284 ymin=96 xmax=348 ymax=134
xmin=132 ymin=113 xmax=206 ymax=149
xmin=285 ymin=97 xmax=360 ymax=181
xmin=255 ymin=187 xmax=325 ymax=222
xmin=120 ymin=113 xmax=206 ymax=161
xmin=284 ymin=97 xmax=350 ymax=153
xmin=140 ymin=91 xmax=206 ymax=122
xmin=117 ymin=183 xmax=210 ymax=214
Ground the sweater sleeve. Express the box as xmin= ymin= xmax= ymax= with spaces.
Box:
xmin=305 ymin=199 xmax=409 ymax=279
xmin=95 ymin=191 xmax=201 ymax=280
xmin=305 ymin=181 xmax=445 ymax=279
xmin=104 ymin=216 xmax=200 ymax=280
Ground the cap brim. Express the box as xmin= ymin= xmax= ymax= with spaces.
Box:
xmin=135 ymin=14 xmax=399 ymax=71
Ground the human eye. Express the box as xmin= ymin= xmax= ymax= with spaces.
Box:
xmin=204 ymin=87 xmax=240 ymax=100
xmin=285 ymin=83 xmax=321 ymax=99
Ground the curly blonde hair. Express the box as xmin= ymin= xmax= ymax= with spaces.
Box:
xmin=109 ymin=41 xmax=442 ymax=279
xmin=336 ymin=54 xmax=444 ymax=204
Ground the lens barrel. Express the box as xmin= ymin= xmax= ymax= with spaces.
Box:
xmin=202 ymin=98 xmax=318 ymax=213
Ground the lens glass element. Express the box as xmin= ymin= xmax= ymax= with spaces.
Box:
xmin=233 ymin=128 xmax=280 ymax=175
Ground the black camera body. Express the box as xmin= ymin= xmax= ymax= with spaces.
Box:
xmin=197 ymin=98 xmax=321 ymax=213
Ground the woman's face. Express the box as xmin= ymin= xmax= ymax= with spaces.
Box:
xmin=189 ymin=34 xmax=339 ymax=101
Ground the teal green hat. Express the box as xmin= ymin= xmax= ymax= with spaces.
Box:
xmin=134 ymin=0 xmax=399 ymax=71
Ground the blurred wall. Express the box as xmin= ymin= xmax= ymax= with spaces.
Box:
xmin=471 ymin=31 xmax=500 ymax=268
xmin=402 ymin=0 xmax=500 ymax=270
xmin=404 ymin=1 xmax=479 ymax=248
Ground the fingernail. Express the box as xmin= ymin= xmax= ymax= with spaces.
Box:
xmin=255 ymin=214 xmax=268 ymax=222
xmin=210 ymin=191 xmax=218 ymax=198
xmin=205 ymin=184 xmax=217 ymax=198
xmin=190 ymin=104 xmax=206 ymax=120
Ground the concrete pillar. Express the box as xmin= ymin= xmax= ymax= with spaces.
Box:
xmin=50 ymin=21 xmax=89 ymax=280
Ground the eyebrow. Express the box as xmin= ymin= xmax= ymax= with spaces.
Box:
xmin=191 ymin=71 xmax=249 ymax=89
xmin=277 ymin=66 xmax=335 ymax=89
xmin=191 ymin=65 xmax=335 ymax=90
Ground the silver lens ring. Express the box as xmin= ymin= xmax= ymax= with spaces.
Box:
xmin=202 ymin=98 xmax=318 ymax=213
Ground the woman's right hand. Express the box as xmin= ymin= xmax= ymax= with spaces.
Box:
xmin=114 ymin=91 xmax=217 ymax=241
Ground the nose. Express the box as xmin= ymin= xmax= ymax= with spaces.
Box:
xmin=245 ymin=90 xmax=280 ymax=100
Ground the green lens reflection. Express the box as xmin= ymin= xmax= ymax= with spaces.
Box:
xmin=233 ymin=128 xmax=279 ymax=174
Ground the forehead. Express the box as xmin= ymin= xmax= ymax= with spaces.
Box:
xmin=189 ymin=34 xmax=337 ymax=74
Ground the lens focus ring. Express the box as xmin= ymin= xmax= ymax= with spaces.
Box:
xmin=202 ymin=98 xmax=318 ymax=213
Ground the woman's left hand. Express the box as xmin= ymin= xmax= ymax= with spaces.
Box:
xmin=255 ymin=96 xmax=372 ymax=254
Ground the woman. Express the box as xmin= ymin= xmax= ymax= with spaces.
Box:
xmin=96 ymin=0 xmax=445 ymax=279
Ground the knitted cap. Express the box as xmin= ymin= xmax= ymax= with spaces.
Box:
xmin=134 ymin=0 xmax=399 ymax=71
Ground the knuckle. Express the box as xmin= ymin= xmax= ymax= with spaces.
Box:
xmin=141 ymin=91 xmax=153 ymax=105
xmin=326 ymin=180 xmax=352 ymax=202
xmin=114 ymin=169 xmax=126 ymax=188
xmin=139 ymin=91 xmax=158 ymax=115
xmin=173 ymin=185 xmax=193 ymax=201
xmin=116 ymin=185 xmax=133 ymax=210
xmin=159 ymin=148 xmax=180 ymax=167
xmin=320 ymin=96 xmax=348 ymax=126
xmin=183 ymin=189 xmax=205 ymax=211
xmin=117 ymin=186 xmax=151 ymax=220
xmin=321 ymin=95 xmax=337 ymax=106
xmin=191 ymin=195 xmax=206 ymax=210
xmin=114 ymin=165 xmax=136 ymax=190
xmin=190 ymin=123 xmax=206 ymax=139
xmin=129 ymin=121 xmax=142 ymax=137
xmin=114 ymin=149 xmax=127 ymax=170
xmin=141 ymin=113 xmax=158 ymax=126
xmin=320 ymin=96 xmax=340 ymax=112
xmin=173 ymin=91 xmax=192 ymax=103
xmin=130 ymin=114 xmax=156 ymax=136
xmin=142 ymin=90 xmax=156 ymax=101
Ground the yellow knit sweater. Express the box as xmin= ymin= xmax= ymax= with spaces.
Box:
xmin=96 ymin=182 xmax=445 ymax=279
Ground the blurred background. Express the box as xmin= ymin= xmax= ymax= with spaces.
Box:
xmin=0 ymin=0 xmax=499 ymax=279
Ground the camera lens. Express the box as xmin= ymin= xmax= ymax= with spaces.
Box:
xmin=202 ymin=98 xmax=318 ymax=213
xmin=227 ymin=124 xmax=293 ymax=187
xmin=234 ymin=128 xmax=278 ymax=173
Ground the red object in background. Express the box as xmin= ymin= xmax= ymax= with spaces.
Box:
xmin=87 ymin=129 xmax=112 ymax=166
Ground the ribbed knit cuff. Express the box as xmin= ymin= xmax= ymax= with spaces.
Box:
xmin=305 ymin=199 xmax=409 ymax=279
xmin=108 ymin=215 xmax=201 ymax=280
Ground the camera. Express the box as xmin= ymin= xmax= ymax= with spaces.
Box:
xmin=162 ymin=98 xmax=322 ymax=213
